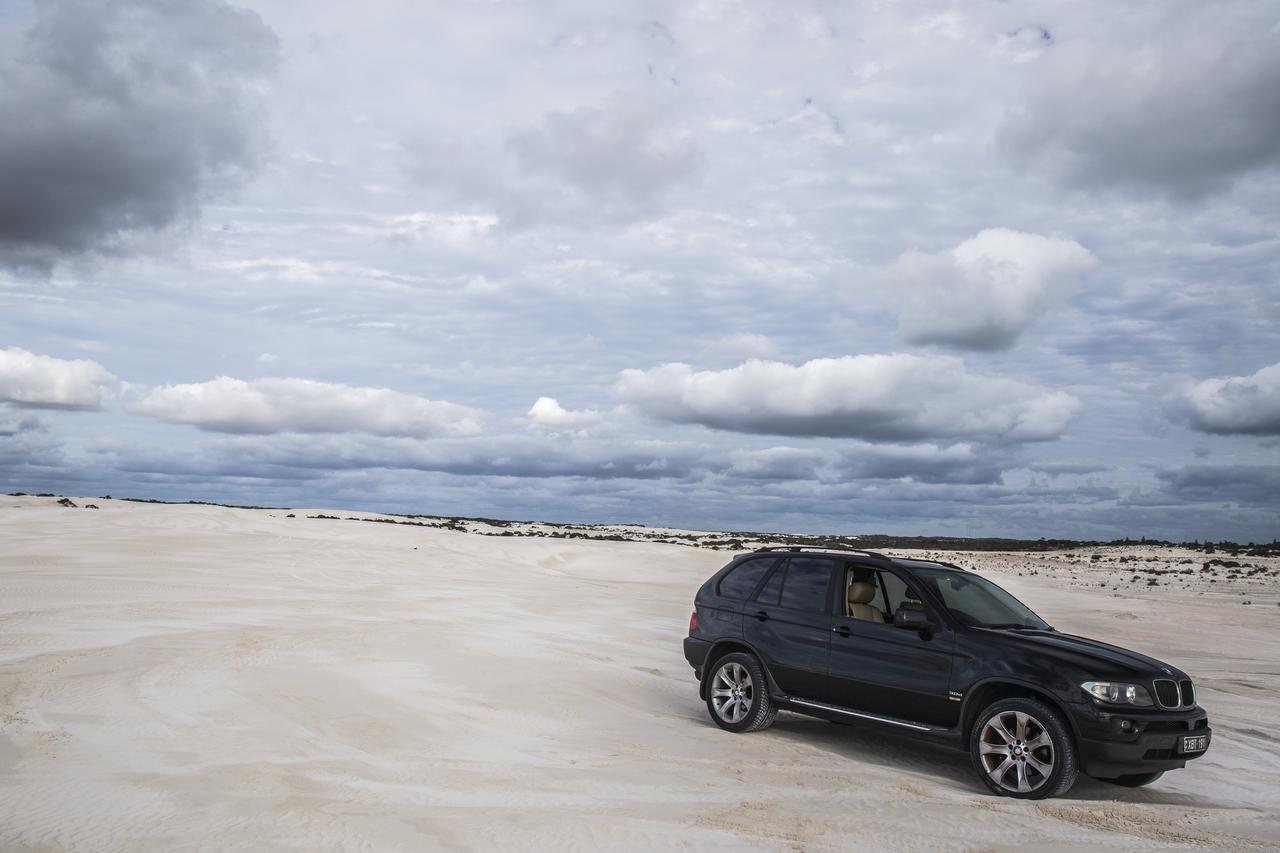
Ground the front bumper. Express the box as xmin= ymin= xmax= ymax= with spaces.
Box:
xmin=1075 ymin=705 xmax=1212 ymax=778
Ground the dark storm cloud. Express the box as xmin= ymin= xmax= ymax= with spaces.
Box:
xmin=105 ymin=434 xmax=713 ymax=483
xmin=726 ymin=444 xmax=1008 ymax=485
xmin=0 ymin=0 xmax=278 ymax=269
xmin=1028 ymin=462 xmax=1109 ymax=476
xmin=1154 ymin=464 xmax=1280 ymax=506
xmin=1001 ymin=8 xmax=1280 ymax=199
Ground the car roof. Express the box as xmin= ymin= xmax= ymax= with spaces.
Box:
xmin=744 ymin=546 xmax=965 ymax=572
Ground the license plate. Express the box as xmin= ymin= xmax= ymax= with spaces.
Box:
xmin=1182 ymin=734 xmax=1208 ymax=753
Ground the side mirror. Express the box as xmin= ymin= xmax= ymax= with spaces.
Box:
xmin=894 ymin=608 xmax=930 ymax=630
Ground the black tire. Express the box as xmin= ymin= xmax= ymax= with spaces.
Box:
xmin=970 ymin=697 xmax=1079 ymax=799
xmin=704 ymin=652 xmax=777 ymax=733
xmin=1098 ymin=771 xmax=1164 ymax=788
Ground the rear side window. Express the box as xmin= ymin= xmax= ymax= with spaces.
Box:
xmin=778 ymin=557 xmax=835 ymax=613
xmin=716 ymin=557 xmax=775 ymax=600
xmin=755 ymin=565 xmax=784 ymax=605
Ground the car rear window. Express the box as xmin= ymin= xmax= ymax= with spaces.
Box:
xmin=716 ymin=557 xmax=775 ymax=599
xmin=778 ymin=557 xmax=834 ymax=613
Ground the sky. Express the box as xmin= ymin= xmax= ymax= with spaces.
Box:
xmin=1 ymin=0 xmax=1278 ymax=541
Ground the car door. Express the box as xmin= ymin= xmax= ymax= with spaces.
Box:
xmin=826 ymin=565 xmax=958 ymax=727
xmin=742 ymin=556 xmax=836 ymax=699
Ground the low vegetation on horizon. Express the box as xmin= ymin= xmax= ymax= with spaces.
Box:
xmin=11 ymin=491 xmax=1279 ymax=557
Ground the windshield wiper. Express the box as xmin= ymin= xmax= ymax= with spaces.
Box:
xmin=982 ymin=622 xmax=1044 ymax=631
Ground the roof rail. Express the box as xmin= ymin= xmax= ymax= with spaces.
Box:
xmin=754 ymin=545 xmax=891 ymax=560
xmin=880 ymin=554 xmax=968 ymax=572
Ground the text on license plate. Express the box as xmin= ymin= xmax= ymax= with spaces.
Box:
xmin=1182 ymin=734 xmax=1208 ymax=752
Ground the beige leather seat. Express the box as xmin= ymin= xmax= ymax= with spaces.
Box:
xmin=847 ymin=581 xmax=884 ymax=623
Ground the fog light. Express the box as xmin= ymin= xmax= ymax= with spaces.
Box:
xmin=1118 ymin=719 xmax=1135 ymax=733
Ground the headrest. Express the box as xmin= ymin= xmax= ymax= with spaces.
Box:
xmin=848 ymin=581 xmax=875 ymax=604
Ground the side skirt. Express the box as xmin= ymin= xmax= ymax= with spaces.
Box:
xmin=778 ymin=696 xmax=964 ymax=745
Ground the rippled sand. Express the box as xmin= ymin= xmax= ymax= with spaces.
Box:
xmin=2 ymin=496 xmax=1278 ymax=851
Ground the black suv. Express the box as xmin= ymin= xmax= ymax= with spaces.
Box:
xmin=683 ymin=547 xmax=1211 ymax=799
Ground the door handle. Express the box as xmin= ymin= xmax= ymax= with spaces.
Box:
xmin=752 ymin=610 xmax=769 ymax=622
xmin=832 ymin=625 xmax=852 ymax=637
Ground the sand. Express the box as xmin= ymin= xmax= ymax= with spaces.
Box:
xmin=1 ymin=496 xmax=1278 ymax=852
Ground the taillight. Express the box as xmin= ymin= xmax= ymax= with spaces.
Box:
xmin=689 ymin=610 xmax=698 ymax=633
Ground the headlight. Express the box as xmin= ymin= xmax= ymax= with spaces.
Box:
xmin=1081 ymin=681 xmax=1154 ymax=706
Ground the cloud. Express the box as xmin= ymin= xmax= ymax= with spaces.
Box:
xmin=0 ymin=0 xmax=278 ymax=269
xmin=1175 ymin=361 xmax=1280 ymax=436
xmin=507 ymin=95 xmax=703 ymax=221
xmin=128 ymin=377 xmax=484 ymax=437
xmin=0 ymin=347 xmax=117 ymax=409
xmin=727 ymin=442 xmax=1005 ymax=485
xmin=0 ymin=412 xmax=43 ymax=436
xmin=527 ymin=397 xmax=601 ymax=434
xmin=104 ymin=432 xmax=709 ymax=483
xmin=0 ymin=426 xmax=64 ymax=471
xmin=1000 ymin=11 xmax=1280 ymax=199
xmin=404 ymin=92 xmax=703 ymax=227
xmin=616 ymin=354 xmax=1080 ymax=442
xmin=1028 ymin=461 xmax=1109 ymax=476
xmin=888 ymin=228 xmax=1095 ymax=350
xmin=1155 ymin=464 xmax=1280 ymax=506
xmin=706 ymin=332 xmax=780 ymax=360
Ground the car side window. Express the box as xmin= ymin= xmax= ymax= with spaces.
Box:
xmin=778 ymin=557 xmax=834 ymax=613
xmin=754 ymin=563 xmax=784 ymax=605
xmin=877 ymin=570 xmax=924 ymax=615
xmin=847 ymin=565 xmax=888 ymax=616
xmin=717 ymin=557 xmax=776 ymax=600
xmin=870 ymin=579 xmax=888 ymax=613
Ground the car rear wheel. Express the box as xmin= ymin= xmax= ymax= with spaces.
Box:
xmin=705 ymin=652 xmax=776 ymax=733
xmin=1098 ymin=771 xmax=1164 ymax=788
xmin=970 ymin=698 xmax=1078 ymax=799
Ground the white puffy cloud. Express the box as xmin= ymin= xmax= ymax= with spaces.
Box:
xmin=527 ymin=397 xmax=601 ymax=434
xmin=0 ymin=346 xmax=117 ymax=409
xmin=128 ymin=377 xmax=484 ymax=437
xmin=616 ymin=354 xmax=1080 ymax=442
xmin=1177 ymin=361 xmax=1280 ymax=436
xmin=888 ymin=228 xmax=1095 ymax=350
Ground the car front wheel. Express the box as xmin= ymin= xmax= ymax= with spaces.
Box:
xmin=970 ymin=698 xmax=1078 ymax=799
xmin=705 ymin=652 xmax=777 ymax=733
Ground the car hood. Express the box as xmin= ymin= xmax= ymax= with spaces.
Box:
xmin=977 ymin=627 xmax=1184 ymax=679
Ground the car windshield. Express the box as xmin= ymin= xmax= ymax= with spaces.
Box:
xmin=909 ymin=566 xmax=1051 ymax=630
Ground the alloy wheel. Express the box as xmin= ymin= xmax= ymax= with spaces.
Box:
xmin=710 ymin=661 xmax=754 ymax=724
xmin=978 ymin=710 xmax=1055 ymax=794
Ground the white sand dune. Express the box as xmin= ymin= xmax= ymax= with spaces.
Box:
xmin=1 ymin=496 xmax=1278 ymax=851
